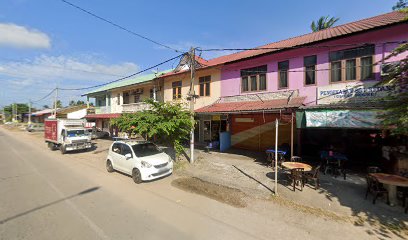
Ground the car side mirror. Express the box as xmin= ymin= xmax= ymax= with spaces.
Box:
xmin=125 ymin=153 xmax=132 ymax=160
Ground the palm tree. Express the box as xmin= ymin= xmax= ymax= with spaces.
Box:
xmin=311 ymin=16 xmax=339 ymax=32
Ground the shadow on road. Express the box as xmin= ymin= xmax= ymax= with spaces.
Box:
xmin=0 ymin=186 xmax=101 ymax=225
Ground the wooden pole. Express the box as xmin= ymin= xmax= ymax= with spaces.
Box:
xmin=274 ymin=118 xmax=279 ymax=195
xmin=291 ymin=112 xmax=294 ymax=158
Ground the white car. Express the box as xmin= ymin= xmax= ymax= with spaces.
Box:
xmin=106 ymin=140 xmax=173 ymax=183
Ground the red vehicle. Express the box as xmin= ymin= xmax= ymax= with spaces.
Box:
xmin=45 ymin=119 xmax=92 ymax=154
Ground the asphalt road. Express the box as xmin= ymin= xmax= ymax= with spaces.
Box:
xmin=1 ymin=128 xmax=291 ymax=240
xmin=0 ymin=127 xmax=386 ymax=240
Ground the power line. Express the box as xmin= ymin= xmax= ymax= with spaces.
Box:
xmin=31 ymin=88 xmax=56 ymax=103
xmin=59 ymin=53 xmax=185 ymax=91
xmin=60 ymin=0 xmax=182 ymax=53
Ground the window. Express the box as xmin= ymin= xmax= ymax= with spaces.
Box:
xmin=345 ymin=59 xmax=356 ymax=80
xmin=240 ymin=65 xmax=267 ymax=92
xmin=199 ymin=76 xmax=211 ymax=96
xmin=121 ymin=144 xmax=132 ymax=156
xmin=329 ymin=45 xmax=375 ymax=82
xmin=123 ymin=92 xmax=130 ymax=104
xmin=112 ymin=143 xmax=121 ymax=154
xmin=172 ymin=81 xmax=182 ymax=99
xmin=278 ymin=61 xmax=289 ymax=88
xmin=134 ymin=94 xmax=141 ymax=103
xmin=331 ymin=61 xmax=342 ymax=82
xmin=361 ymin=56 xmax=373 ymax=80
xmin=132 ymin=143 xmax=162 ymax=158
xmin=117 ymin=94 xmax=120 ymax=105
xmin=150 ymin=88 xmax=154 ymax=99
xmin=304 ymin=55 xmax=316 ymax=85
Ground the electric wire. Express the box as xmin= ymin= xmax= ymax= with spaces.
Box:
xmin=59 ymin=53 xmax=185 ymax=91
xmin=31 ymin=88 xmax=56 ymax=103
xmin=60 ymin=0 xmax=182 ymax=53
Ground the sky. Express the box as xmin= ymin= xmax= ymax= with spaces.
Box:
xmin=0 ymin=0 xmax=398 ymax=109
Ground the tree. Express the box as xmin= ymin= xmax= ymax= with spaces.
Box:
xmin=379 ymin=42 xmax=408 ymax=135
xmin=43 ymin=105 xmax=50 ymax=109
xmin=393 ymin=0 xmax=407 ymax=10
xmin=311 ymin=16 xmax=339 ymax=32
xmin=69 ymin=100 xmax=86 ymax=106
xmin=3 ymin=103 xmax=30 ymax=121
xmin=111 ymin=99 xmax=194 ymax=158
xmin=53 ymin=100 xmax=63 ymax=108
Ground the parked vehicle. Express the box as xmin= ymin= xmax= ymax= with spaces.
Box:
xmin=44 ymin=119 xmax=92 ymax=154
xmin=106 ymin=140 xmax=173 ymax=183
xmin=87 ymin=127 xmax=110 ymax=139
xmin=26 ymin=123 xmax=44 ymax=132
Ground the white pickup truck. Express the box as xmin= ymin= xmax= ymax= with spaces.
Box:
xmin=44 ymin=119 xmax=92 ymax=154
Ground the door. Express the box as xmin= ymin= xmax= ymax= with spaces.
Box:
xmin=120 ymin=144 xmax=134 ymax=174
xmin=111 ymin=143 xmax=125 ymax=172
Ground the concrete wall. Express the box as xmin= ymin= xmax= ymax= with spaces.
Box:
xmin=220 ymin=24 xmax=408 ymax=105
xmin=67 ymin=109 xmax=87 ymax=119
xmin=163 ymin=68 xmax=221 ymax=110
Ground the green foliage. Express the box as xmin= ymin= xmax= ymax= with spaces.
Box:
xmin=311 ymin=16 xmax=339 ymax=32
xmin=393 ymin=0 xmax=407 ymax=10
xmin=3 ymin=103 xmax=29 ymax=115
xmin=379 ymin=43 xmax=408 ymax=135
xmin=111 ymin=99 xmax=194 ymax=158
xmin=69 ymin=100 xmax=86 ymax=106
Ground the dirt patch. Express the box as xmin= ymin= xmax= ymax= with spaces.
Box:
xmin=269 ymin=195 xmax=350 ymax=223
xmin=172 ymin=177 xmax=247 ymax=208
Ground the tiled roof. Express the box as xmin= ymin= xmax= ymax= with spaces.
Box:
xmin=85 ymin=113 xmax=121 ymax=119
xmin=196 ymin=97 xmax=305 ymax=113
xmin=207 ymin=11 xmax=407 ymax=66
xmin=164 ymin=11 xmax=407 ymax=78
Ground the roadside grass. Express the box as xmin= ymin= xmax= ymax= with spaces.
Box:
xmin=172 ymin=177 xmax=247 ymax=208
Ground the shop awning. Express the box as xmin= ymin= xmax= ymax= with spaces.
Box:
xmin=85 ymin=113 xmax=121 ymax=119
xmin=196 ymin=97 xmax=305 ymax=114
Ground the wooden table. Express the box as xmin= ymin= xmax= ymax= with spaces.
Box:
xmin=281 ymin=162 xmax=312 ymax=172
xmin=370 ymin=173 xmax=408 ymax=206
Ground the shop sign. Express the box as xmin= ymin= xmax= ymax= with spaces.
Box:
xmin=212 ymin=115 xmax=221 ymax=121
xmin=317 ymin=81 xmax=393 ymax=105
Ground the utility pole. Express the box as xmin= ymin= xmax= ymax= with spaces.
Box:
xmin=54 ymin=87 xmax=59 ymax=118
xmin=28 ymin=100 xmax=32 ymax=124
xmin=188 ymin=47 xmax=196 ymax=164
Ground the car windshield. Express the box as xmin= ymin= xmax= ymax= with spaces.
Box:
xmin=67 ymin=130 xmax=86 ymax=137
xmin=131 ymin=143 xmax=162 ymax=158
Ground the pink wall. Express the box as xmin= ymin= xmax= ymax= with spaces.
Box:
xmin=220 ymin=24 xmax=408 ymax=105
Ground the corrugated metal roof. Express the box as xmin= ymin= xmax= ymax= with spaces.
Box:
xmin=85 ymin=69 xmax=172 ymax=96
xmin=196 ymin=97 xmax=305 ymax=113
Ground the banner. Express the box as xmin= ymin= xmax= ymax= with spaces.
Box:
xmin=305 ymin=110 xmax=381 ymax=128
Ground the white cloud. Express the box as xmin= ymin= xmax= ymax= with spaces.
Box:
xmin=0 ymin=23 xmax=51 ymax=49
xmin=0 ymin=55 xmax=140 ymax=105
xmin=0 ymin=54 xmax=139 ymax=84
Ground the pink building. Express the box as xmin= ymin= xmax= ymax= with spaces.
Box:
xmin=195 ymin=11 xmax=407 ymax=166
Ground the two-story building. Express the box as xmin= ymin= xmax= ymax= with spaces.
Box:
xmin=85 ymin=70 xmax=170 ymax=137
xmin=171 ymin=11 xmax=407 ymax=163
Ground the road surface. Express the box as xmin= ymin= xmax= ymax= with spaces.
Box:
xmin=0 ymin=127 xmax=383 ymax=239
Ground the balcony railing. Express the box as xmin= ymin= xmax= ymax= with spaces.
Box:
xmin=122 ymin=102 xmax=150 ymax=113
xmin=94 ymin=106 xmax=111 ymax=114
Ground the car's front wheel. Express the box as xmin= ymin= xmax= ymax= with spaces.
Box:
xmin=132 ymin=168 xmax=142 ymax=184
xmin=60 ymin=145 xmax=66 ymax=154
xmin=106 ymin=160 xmax=114 ymax=173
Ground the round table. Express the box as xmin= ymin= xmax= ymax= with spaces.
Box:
xmin=281 ymin=162 xmax=312 ymax=172
xmin=370 ymin=173 xmax=408 ymax=206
